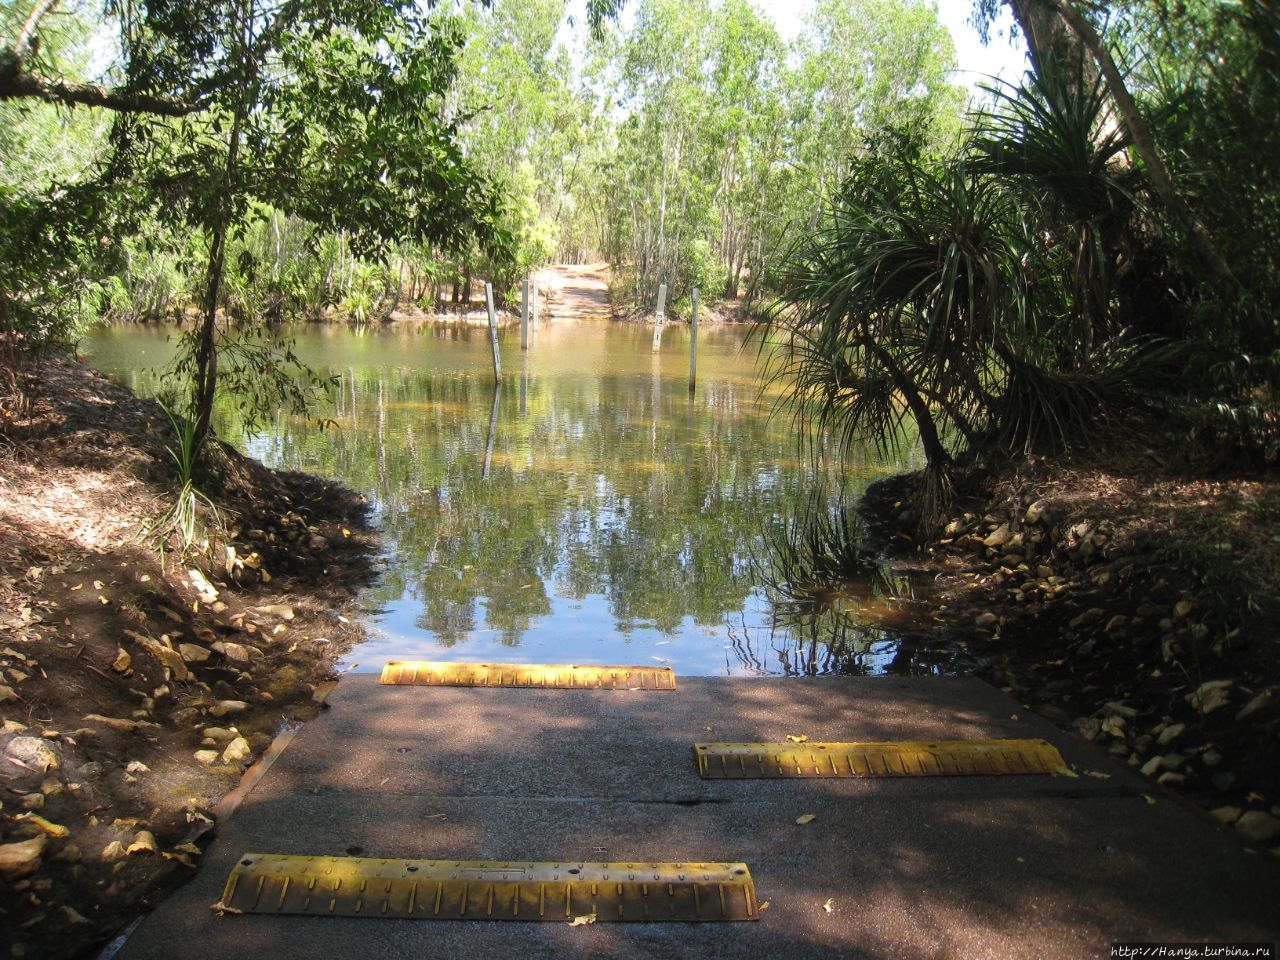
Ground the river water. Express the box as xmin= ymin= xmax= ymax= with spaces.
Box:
xmin=84 ymin=318 xmax=953 ymax=676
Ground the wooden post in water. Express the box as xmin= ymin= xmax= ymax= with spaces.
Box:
xmin=651 ymin=283 xmax=667 ymax=352
xmin=520 ymin=279 xmax=530 ymax=351
xmin=688 ymin=287 xmax=699 ymax=395
xmin=484 ymin=282 xmax=501 ymax=383
xmin=482 ymin=383 xmax=501 ymax=480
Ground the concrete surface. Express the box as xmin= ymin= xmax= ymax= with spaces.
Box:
xmin=117 ymin=676 xmax=1280 ymax=959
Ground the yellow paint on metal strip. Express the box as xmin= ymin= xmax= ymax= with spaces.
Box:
xmin=216 ymin=854 xmax=756 ymax=921
xmin=692 ymin=738 xmax=1067 ymax=778
xmin=379 ymin=661 xmax=676 ymax=690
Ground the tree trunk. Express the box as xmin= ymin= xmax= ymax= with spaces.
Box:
xmin=1040 ymin=0 xmax=1239 ymax=293
xmin=191 ymin=82 xmax=249 ymax=452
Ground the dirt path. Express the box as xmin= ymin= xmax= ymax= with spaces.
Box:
xmin=0 ymin=361 xmax=379 ymax=960
xmin=536 ymin=263 xmax=612 ymax=321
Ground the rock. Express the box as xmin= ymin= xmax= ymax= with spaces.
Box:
xmin=1156 ymin=723 xmax=1186 ymax=746
xmin=19 ymin=793 xmax=43 ymax=810
xmin=4 ymin=736 xmax=60 ymax=772
xmin=213 ymin=642 xmax=257 ymax=664
xmin=1073 ymin=717 xmax=1102 ymax=741
xmin=974 ymin=612 xmax=999 ymax=629
xmin=141 ymin=639 xmax=191 ymax=681
xmin=1212 ymin=771 xmax=1238 ymax=792
xmin=255 ymin=604 xmax=295 ymax=621
xmin=1140 ymin=756 xmax=1163 ymax=777
xmin=1069 ymin=608 xmax=1104 ymax=629
xmin=111 ymin=648 xmax=132 ymax=673
xmin=1187 ymin=680 xmax=1233 ymax=715
xmin=101 ymin=841 xmax=127 ymax=862
xmin=1236 ymin=688 xmax=1275 ymax=722
xmin=983 ymin=525 xmax=1012 ymax=549
xmin=179 ymin=643 xmax=212 ymax=665
xmin=1156 ymin=772 xmax=1186 ymax=787
xmin=53 ymin=844 xmax=82 ymax=864
xmin=0 ymin=835 xmax=47 ymax=878
xmin=1234 ymin=810 xmax=1280 ymax=845
xmin=210 ymin=700 xmax=249 ymax=717
xmin=1210 ymin=806 xmax=1243 ymax=825
xmin=222 ymin=737 xmax=252 ymax=765
xmin=202 ymin=727 xmax=239 ymax=743
xmin=1023 ymin=499 xmax=1051 ymax=525
xmin=194 ymin=750 xmax=220 ymax=766
xmin=1103 ymin=614 xmax=1128 ymax=634
xmin=77 ymin=761 xmax=105 ymax=781
xmin=1201 ymin=749 xmax=1223 ymax=767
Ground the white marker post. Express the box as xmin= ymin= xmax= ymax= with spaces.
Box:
xmin=520 ymin=279 xmax=530 ymax=351
xmin=651 ymin=283 xmax=667 ymax=352
xmin=484 ymin=282 xmax=501 ymax=384
xmin=688 ymin=287 xmax=699 ymax=395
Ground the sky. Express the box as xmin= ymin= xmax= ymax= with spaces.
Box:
xmin=759 ymin=0 xmax=1028 ymax=87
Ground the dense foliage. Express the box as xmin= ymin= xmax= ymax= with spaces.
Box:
xmin=764 ymin=0 xmax=1280 ymax=526
xmin=2 ymin=0 xmax=1278 ymax=482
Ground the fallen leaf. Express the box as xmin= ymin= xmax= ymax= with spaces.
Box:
xmin=786 ymin=734 xmax=808 ymax=743
xmin=1051 ymin=764 xmax=1079 ymax=778
xmin=128 ymin=831 xmax=159 ymax=855
xmin=1084 ymin=770 xmax=1111 ymax=780
xmin=568 ymin=913 xmax=597 ymax=926
xmin=795 ymin=813 xmax=817 ymax=825
xmin=758 ymin=901 xmax=770 ymax=912
xmin=83 ymin=714 xmax=159 ymax=732
xmin=823 ymin=898 xmax=834 ymax=913
xmin=1142 ymin=794 xmax=1157 ymax=806
xmin=1100 ymin=715 xmax=1126 ymax=737
xmin=209 ymin=901 xmax=243 ymax=917
xmin=15 ymin=813 xmax=70 ymax=838
xmin=60 ymin=905 xmax=92 ymax=924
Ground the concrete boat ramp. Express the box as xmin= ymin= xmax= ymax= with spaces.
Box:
xmin=117 ymin=675 xmax=1280 ymax=959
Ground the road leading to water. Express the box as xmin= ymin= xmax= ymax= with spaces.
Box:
xmin=538 ymin=262 xmax=612 ymax=322
xmin=118 ymin=675 xmax=1280 ymax=959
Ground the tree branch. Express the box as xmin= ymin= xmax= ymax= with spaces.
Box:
xmin=15 ymin=0 xmax=62 ymax=61
xmin=0 ymin=65 xmax=200 ymax=115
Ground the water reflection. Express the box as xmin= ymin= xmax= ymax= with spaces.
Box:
xmin=83 ymin=320 xmax=936 ymax=675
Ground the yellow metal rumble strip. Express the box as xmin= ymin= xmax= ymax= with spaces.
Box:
xmin=692 ymin=738 xmax=1067 ymax=779
xmin=216 ymin=855 xmax=757 ymax=921
xmin=379 ymin=661 xmax=677 ymax=691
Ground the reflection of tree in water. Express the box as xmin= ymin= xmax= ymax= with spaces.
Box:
xmin=728 ymin=606 xmax=967 ymax=677
xmin=747 ymin=493 xmax=967 ymax=676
